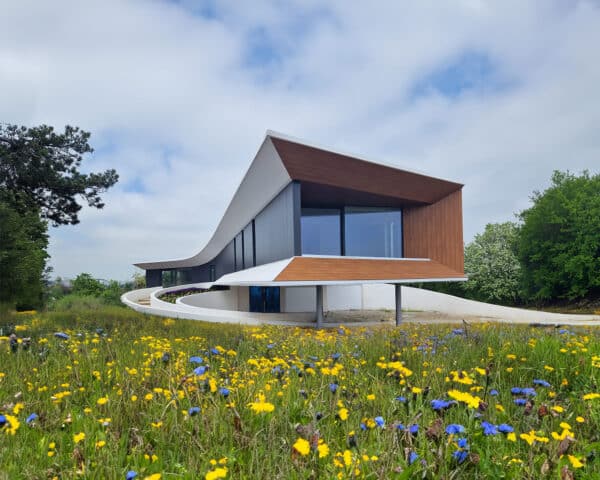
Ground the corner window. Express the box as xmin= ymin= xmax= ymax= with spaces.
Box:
xmin=301 ymin=208 xmax=341 ymax=255
xmin=344 ymin=207 xmax=402 ymax=257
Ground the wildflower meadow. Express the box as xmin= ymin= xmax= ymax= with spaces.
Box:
xmin=1 ymin=307 xmax=600 ymax=479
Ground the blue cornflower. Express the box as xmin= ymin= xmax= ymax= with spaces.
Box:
xmin=189 ymin=356 xmax=203 ymax=364
xmin=489 ymin=389 xmax=499 ymax=396
xmin=26 ymin=413 xmax=38 ymax=424
xmin=408 ymin=451 xmax=419 ymax=465
xmin=161 ymin=352 xmax=171 ymax=363
xmin=457 ymin=437 xmax=469 ymax=449
xmin=193 ymin=366 xmax=207 ymax=376
xmin=266 ymin=343 xmax=275 ymax=349
xmin=0 ymin=415 xmax=6 ymax=427
xmin=445 ymin=424 xmax=466 ymax=435
xmin=374 ymin=416 xmax=385 ymax=428
xmin=360 ymin=422 xmax=367 ymax=431
xmin=329 ymin=383 xmax=338 ymax=393
xmin=54 ymin=332 xmax=69 ymax=340
xmin=219 ymin=387 xmax=230 ymax=397
xmin=126 ymin=471 xmax=138 ymax=480
xmin=188 ymin=407 xmax=201 ymax=416
xmin=431 ymin=399 xmax=452 ymax=411
xmin=498 ymin=424 xmax=514 ymax=433
xmin=452 ymin=329 xmax=464 ymax=336
xmin=481 ymin=421 xmax=498 ymax=435
xmin=396 ymin=423 xmax=405 ymax=431
xmin=510 ymin=387 xmax=522 ymax=395
xmin=522 ymin=387 xmax=536 ymax=397
xmin=395 ymin=396 xmax=407 ymax=403
xmin=331 ymin=353 xmax=341 ymax=360
xmin=514 ymin=398 xmax=527 ymax=406
xmin=453 ymin=449 xmax=469 ymax=464
xmin=409 ymin=424 xmax=419 ymax=435
xmin=210 ymin=348 xmax=220 ymax=355
xmin=533 ymin=379 xmax=551 ymax=388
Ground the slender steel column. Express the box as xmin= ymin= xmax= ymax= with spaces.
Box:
xmin=395 ymin=284 xmax=402 ymax=326
xmin=316 ymin=285 xmax=324 ymax=329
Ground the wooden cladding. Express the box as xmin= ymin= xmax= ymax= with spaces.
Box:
xmin=275 ymin=257 xmax=465 ymax=282
xmin=403 ymin=190 xmax=464 ymax=274
xmin=271 ymin=137 xmax=462 ymax=205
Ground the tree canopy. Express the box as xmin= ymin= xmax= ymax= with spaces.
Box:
xmin=518 ymin=170 xmax=600 ymax=301
xmin=463 ymin=222 xmax=521 ymax=305
xmin=0 ymin=124 xmax=118 ymax=225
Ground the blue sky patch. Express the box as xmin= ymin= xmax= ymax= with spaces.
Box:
xmin=410 ymin=51 xmax=508 ymax=99
xmin=123 ymin=177 xmax=147 ymax=194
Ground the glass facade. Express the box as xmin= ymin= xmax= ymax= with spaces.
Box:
xmin=162 ymin=268 xmax=193 ymax=287
xmin=300 ymin=208 xmax=341 ymax=255
xmin=300 ymin=207 xmax=402 ymax=258
xmin=345 ymin=207 xmax=402 ymax=258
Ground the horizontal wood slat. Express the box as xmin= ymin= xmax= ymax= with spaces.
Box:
xmin=274 ymin=257 xmax=466 ymax=282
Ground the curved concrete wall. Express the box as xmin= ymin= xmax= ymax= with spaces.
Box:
xmin=122 ymin=284 xmax=600 ymax=326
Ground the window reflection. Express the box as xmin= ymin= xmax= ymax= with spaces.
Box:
xmin=345 ymin=207 xmax=402 ymax=258
xmin=301 ymin=208 xmax=341 ymax=255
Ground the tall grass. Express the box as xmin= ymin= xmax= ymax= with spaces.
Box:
xmin=1 ymin=308 xmax=599 ymax=479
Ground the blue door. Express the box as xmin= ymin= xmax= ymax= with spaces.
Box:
xmin=249 ymin=287 xmax=280 ymax=313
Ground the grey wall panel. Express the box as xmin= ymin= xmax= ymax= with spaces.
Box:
xmin=214 ymin=239 xmax=235 ymax=278
xmin=254 ymin=182 xmax=297 ymax=265
xmin=146 ymin=269 xmax=162 ymax=287
xmin=243 ymin=222 xmax=254 ymax=267
xmin=191 ymin=265 xmax=210 ymax=283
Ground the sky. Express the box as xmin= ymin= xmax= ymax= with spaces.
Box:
xmin=1 ymin=0 xmax=599 ymax=281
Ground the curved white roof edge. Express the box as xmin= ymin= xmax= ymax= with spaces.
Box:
xmin=135 ymin=135 xmax=291 ymax=270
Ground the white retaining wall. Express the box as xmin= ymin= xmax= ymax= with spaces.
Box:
xmin=122 ymin=284 xmax=600 ymax=325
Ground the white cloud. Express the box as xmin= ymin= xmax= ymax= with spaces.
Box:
xmin=1 ymin=0 xmax=599 ymax=280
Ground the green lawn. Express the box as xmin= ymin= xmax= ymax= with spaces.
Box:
xmin=1 ymin=307 xmax=599 ymax=479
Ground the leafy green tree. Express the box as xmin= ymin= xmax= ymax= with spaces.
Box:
xmin=71 ymin=273 xmax=105 ymax=297
xmin=0 ymin=124 xmax=118 ymax=225
xmin=0 ymin=202 xmax=48 ymax=309
xmin=518 ymin=170 xmax=600 ymax=301
xmin=0 ymin=123 xmax=118 ymax=308
xmin=463 ymin=222 xmax=521 ymax=305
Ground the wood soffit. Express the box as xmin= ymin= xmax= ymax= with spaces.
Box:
xmin=271 ymin=137 xmax=463 ymax=205
xmin=275 ymin=257 xmax=466 ymax=282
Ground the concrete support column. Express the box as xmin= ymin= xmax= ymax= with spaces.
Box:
xmin=316 ymin=285 xmax=324 ymax=329
xmin=395 ymin=284 xmax=402 ymax=326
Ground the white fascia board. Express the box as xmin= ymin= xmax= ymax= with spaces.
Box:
xmin=266 ymin=130 xmax=463 ymax=186
xmin=135 ymin=136 xmax=291 ymax=270
xmin=214 ymin=258 xmax=294 ymax=285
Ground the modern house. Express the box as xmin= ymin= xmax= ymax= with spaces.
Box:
xmin=133 ymin=131 xmax=466 ymax=326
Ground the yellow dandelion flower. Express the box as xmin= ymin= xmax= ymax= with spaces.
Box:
xmin=73 ymin=432 xmax=86 ymax=444
xmin=568 ymin=455 xmax=584 ymax=469
xmin=97 ymin=397 xmax=108 ymax=406
xmin=293 ymin=438 xmax=311 ymax=456
xmin=205 ymin=467 xmax=228 ymax=480
xmin=317 ymin=442 xmax=330 ymax=458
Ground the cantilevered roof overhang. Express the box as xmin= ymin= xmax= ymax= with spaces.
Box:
xmin=135 ymin=131 xmax=463 ymax=271
xmin=213 ymin=256 xmax=467 ymax=287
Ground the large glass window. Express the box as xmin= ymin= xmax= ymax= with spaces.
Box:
xmin=344 ymin=207 xmax=402 ymax=258
xmin=162 ymin=268 xmax=193 ymax=287
xmin=301 ymin=208 xmax=341 ymax=255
